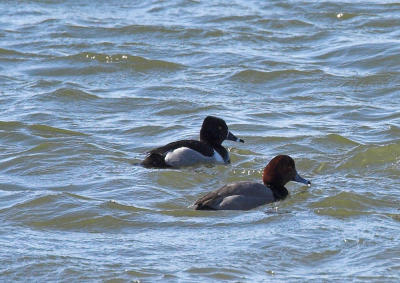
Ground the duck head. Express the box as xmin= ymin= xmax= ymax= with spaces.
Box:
xmin=262 ymin=155 xmax=311 ymax=187
xmin=200 ymin=116 xmax=244 ymax=145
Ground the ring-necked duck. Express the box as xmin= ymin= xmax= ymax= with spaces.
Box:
xmin=142 ymin=116 xmax=244 ymax=168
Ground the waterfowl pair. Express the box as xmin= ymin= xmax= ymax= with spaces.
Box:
xmin=141 ymin=116 xmax=311 ymax=210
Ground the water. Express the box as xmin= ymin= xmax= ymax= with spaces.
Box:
xmin=1 ymin=0 xmax=399 ymax=281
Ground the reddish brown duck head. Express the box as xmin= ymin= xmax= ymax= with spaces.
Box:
xmin=263 ymin=155 xmax=311 ymax=187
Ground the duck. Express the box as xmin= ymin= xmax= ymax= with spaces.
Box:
xmin=141 ymin=116 xmax=244 ymax=168
xmin=193 ymin=155 xmax=310 ymax=210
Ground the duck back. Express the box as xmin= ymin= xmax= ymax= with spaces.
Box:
xmin=194 ymin=181 xmax=275 ymax=210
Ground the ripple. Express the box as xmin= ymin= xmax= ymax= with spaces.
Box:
xmin=358 ymin=17 xmax=400 ymax=29
xmin=338 ymin=141 xmax=400 ymax=169
xmin=231 ymin=69 xmax=322 ymax=83
xmin=71 ymin=52 xmax=184 ymax=70
xmin=256 ymin=18 xmax=314 ymax=29
xmin=126 ymin=124 xmax=184 ymax=137
xmin=313 ymin=42 xmax=400 ymax=73
xmin=309 ymin=134 xmax=360 ymax=155
xmin=185 ymin=267 xmax=246 ymax=280
xmin=324 ymin=134 xmax=360 ymax=146
xmin=41 ymin=88 xmax=99 ymax=101
xmin=1 ymin=192 xmax=135 ymax=230
xmin=99 ymin=23 xmax=189 ymax=35
xmin=27 ymin=52 xmax=184 ymax=77
xmin=343 ymin=71 xmax=400 ymax=94
xmin=1 ymin=0 xmax=400 ymax=281
xmin=301 ymin=249 xmax=340 ymax=264
xmin=0 ymin=47 xmax=25 ymax=56
xmin=31 ymin=214 xmax=130 ymax=230
xmin=102 ymin=199 xmax=151 ymax=213
xmin=310 ymin=191 xmax=395 ymax=218
xmin=27 ymin=65 xmax=117 ymax=77
xmin=0 ymin=47 xmax=45 ymax=59
xmin=0 ymin=120 xmax=24 ymax=130
xmin=29 ymin=124 xmax=87 ymax=137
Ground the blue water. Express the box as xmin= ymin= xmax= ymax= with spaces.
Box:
xmin=1 ymin=0 xmax=400 ymax=281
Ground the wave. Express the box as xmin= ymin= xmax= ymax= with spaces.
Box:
xmin=357 ymin=17 xmax=400 ymax=29
xmin=59 ymin=23 xmax=228 ymax=44
xmin=42 ymin=88 xmax=99 ymax=100
xmin=310 ymin=191 xmax=395 ymax=218
xmin=256 ymin=18 xmax=314 ymax=29
xmin=1 ymin=193 xmax=153 ymax=230
xmin=67 ymin=23 xmax=185 ymax=35
xmin=0 ymin=47 xmax=44 ymax=62
xmin=337 ymin=141 xmax=400 ymax=169
xmin=118 ymin=24 xmax=225 ymax=38
xmin=30 ymin=124 xmax=86 ymax=137
xmin=0 ymin=120 xmax=24 ymax=129
xmin=0 ymin=47 xmax=25 ymax=56
xmin=27 ymin=65 xmax=116 ymax=77
xmin=185 ymin=267 xmax=246 ymax=280
xmin=307 ymin=134 xmax=360 ymax=157
xmin=0 ymin=48 xmax=44 ymax=58
xmin=316 ymin=133 xmax=360 ymax=147
xmin=0 ymin=121 xmax=86 ymax=138
xmin=231 ymin=69 xmax=323 ymax=83
xmin=73 ymin=52 xmax=184 ymax=70
xmin=27 ymin=52 xmax=184 ymax=76
xmin=313 ymin=42 xmax=400 ymax=72
xmin=343 ymin=71 xmax=400 ymax=92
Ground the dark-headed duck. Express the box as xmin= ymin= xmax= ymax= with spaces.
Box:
xmin=142 ymin=116 xmax=244 ymax=168
xmin=193 ymin=155 xmax=311 ymax=210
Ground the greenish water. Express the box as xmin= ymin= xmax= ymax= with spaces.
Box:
xmin=1 ymin=0 xmax=400 ymax=281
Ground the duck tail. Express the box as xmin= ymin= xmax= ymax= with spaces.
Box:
xmin=194 ymin=202 xmax=216 ymax=210
xmin=141 ymin=153 xmax=170 ymax=168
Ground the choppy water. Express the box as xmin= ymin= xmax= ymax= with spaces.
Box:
xmin=1 ymin=0 xmax=400 ymax=281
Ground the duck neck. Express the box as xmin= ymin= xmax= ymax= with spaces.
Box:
xmin=208 ymin=143 xmax=229 ymax=163
xmin=200 ymin=137 xmax=220 ymax=147
xmin=201 ymin=138 xmax=223 ymax=150
xmin=266 ymin=183 xmax=289 ymax=201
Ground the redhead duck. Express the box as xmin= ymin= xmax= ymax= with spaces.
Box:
xmin=194 ymin=155 xmax=310 ymax=210
xmin=142 ymin=116 xmax=244 ymax=168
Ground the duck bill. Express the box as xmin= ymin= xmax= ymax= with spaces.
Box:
xmin=226 ymin=131 xmax=244 ymax=143
xmin=293 ymin=172 xmax=311 ymax=186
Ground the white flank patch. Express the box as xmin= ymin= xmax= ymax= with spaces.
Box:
xmin=213 ymin=150 xmax=225 ymax=163
xmin=165 ymin=147 xmax=190 ymax=165
xmin=164 ymin=147 xmax=226 ymax=166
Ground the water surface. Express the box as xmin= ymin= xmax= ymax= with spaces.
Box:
xmin=1 ymin=0 xmax=400 ymax=281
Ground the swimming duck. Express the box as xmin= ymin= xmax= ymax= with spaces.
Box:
xmin=142 ymin=116 xmax=244 ymax=168
xmin=194 ymin=155 xmax=310 ymax=210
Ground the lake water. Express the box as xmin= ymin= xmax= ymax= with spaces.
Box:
xmin=1 ymin=0 xmax=399 ymax=281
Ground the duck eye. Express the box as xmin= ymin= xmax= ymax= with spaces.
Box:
xmin=218 ymin=126 xmax=222 ymax=130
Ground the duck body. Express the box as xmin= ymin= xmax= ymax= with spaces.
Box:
xmin=194 ymin=181 xmax=276 ymax=210
xmin=142 ymin=116 xmax=243 ymax=168
xmin=194 ymin=155 xmax=311 ymax=211
xmin=142 ymin=139 xmax=228 ymax=168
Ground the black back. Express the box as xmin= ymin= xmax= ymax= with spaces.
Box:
xmin=149 ymin=140 xmax=214 ymax=156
